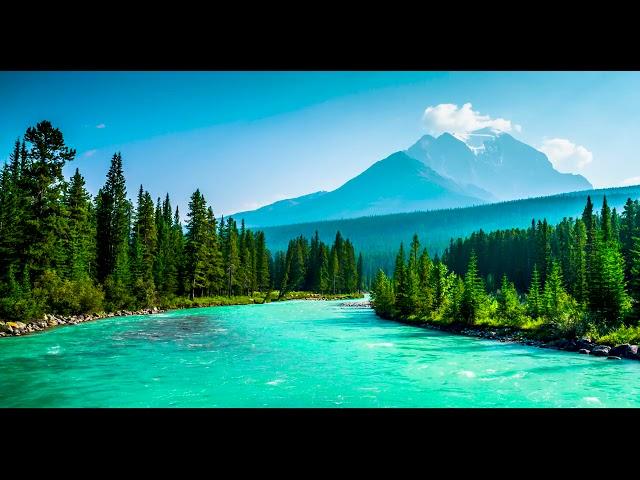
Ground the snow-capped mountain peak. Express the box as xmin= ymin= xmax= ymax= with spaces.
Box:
xmin=406 ymin=129 xmax=592 ymax=200
xmin=452 ymin=127 xmax=508 ymax=155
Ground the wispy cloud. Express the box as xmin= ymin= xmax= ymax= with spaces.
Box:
xmin=83 ymin=149 xmax=97 ymax=158
xmin=422 ymin=102 xmax=521 ymax=136
xmin=95 ymin=123 xmax=106 ymax=129
xmin=620 ymin=176 xmax=640 ymax=187
xmin=538 ymin=138 xmax=593 ymax=173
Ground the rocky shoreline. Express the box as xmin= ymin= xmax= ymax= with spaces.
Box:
xmin=0 ymin=294 xmax=366 ymax=338
xmin=339 ymin=300 xmax=373 ymax=308
xmin=0 ymin=307 xmax=166 ymax=338
xmin=390 ymin=317 xmax=640 ymax=361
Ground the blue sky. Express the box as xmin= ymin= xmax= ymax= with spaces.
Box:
xmin=1 ymin=71 xmax=639 ymax=217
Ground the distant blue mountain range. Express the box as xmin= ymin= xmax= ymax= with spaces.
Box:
xmin=232 ymin=129 xmax=592 ymax=228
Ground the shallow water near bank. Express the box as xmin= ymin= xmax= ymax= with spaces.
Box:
xmin=1 ymin=298 xmax=640 ymax=407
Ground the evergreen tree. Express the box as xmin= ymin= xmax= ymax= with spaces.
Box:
xmin=601 ymin=195 xmax=612 ymax=244
xmin=460 ymin=251 xmax=485 ymax=324
xmin=224 ymin=218 xmax=240 ymax=296
xmin=184 ymin=189 xmax=209 ymax=298
xmin=371 ymin=269 xmax=395 ymax=319
xmin=526 ymin=264 xmax=543 ymax=318
xmin=543 ymin=261 xmax=566 ymax=319
xmin=319 ymin=245 xmax=329 ymax=294
xmin=629 ymin=236 xmax=640 ymax=323
xmin=497 ymin=274 xmax=523 ymax=324
xmin=96 ymin=152 xmax=132 ymax=308
xmin=329 ymin=247 xmax=339 ymax=294
xmin=621 ymin=198 xmax=636 ymax=279
xmin=342 ymin=239 xmax=358 ymax=293
xmin=131 ymin=186 xmax=157 ymax=306
xmin=205 ymin=207 xmax=224 ymax=296
xmin=571 ymin=219 xmax=588 ymax=304
xmin=63 ymin=169 xmax=96 ymax=281
xmin=394 ymin=242 xmax=405 ymax=291
xmin=172 ymin=206 xmax=185 ymax=296
xmin=431 ymin=261 xmax=450 ymax=311
xmin=254 ymin=231 xmax=270 ymax=292
xmin=20 ymin=121 xmax=76 ymax=281
xmin=356 ymin=253 xmax=364 ymax=292
xmin=595 ymin=243 xmax=630 ymax=327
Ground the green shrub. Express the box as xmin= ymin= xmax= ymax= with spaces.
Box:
xmin=595 ymin=325 xmax=640 ymax=345
xmin=32 ymin=271 xmax=104 ymax=316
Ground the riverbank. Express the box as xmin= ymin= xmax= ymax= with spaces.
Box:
xmin=384 ymin=314 xmax=640 ymax=361
xmin=0 ymin=291 xmax=365 ymax=338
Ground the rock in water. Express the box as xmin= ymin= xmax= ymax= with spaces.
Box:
xmin=578 ymin=348 xmax=590 ymax=354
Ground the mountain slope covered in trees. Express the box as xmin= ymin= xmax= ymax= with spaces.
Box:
xmin=260 ymin=184 xmax=640 ymax=280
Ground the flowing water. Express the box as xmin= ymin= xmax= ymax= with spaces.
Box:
xmin=1 ymin=297 xmax=639 ymax=407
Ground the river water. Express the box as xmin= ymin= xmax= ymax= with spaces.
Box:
xmin=1 ymin=298 xmax=639 ymax=407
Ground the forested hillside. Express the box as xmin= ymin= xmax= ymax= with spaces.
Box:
xmin=261 ymin=185 xmax=640 ymax=278
xmin=371 ymin=195 xmax=640 ymax=345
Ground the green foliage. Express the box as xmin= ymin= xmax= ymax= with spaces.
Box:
xmin=526 ymin=265 xmax=543 ymax=318
xmin=595 ymin=325 xmax=640 ymax=346
xmin=497 ymin=274 xmax=525 ymax=325
xmin=276 ymin=230 xmax=359 ymax=297
xmin=373 ymin=193 xmax=640 ymax=343
xmin=0 ymin=120 xmax=300 ymax=322
xmin=371 ymin=269 xmax=395 ymax=319
xmin=460 ymin=251 xmax=488 ymax=324
xmin=32 ymin=271 xmax=104 ymax=316
xmin=629 ymin=236 xmax=640 ymax=323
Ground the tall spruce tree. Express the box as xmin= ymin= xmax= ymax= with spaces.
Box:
xmin=21 ymin=121 xmax=76 ymax=281
xmin=629 ymin=236 xmax=640 ymax=323
xmin=64 ymin=169 xmax=95 ymax=281
xmin=356 ymin=252 xmax=364 ymax=292
xmin=96 ymin=152 xmax=132 ymax=308
xmin=184 ymin=189 xmax=209 ymax=298
xmin=526 ymin=264 xmax=543 ymax=318
xmin=130 ymin=186 xmax=157 ymax=306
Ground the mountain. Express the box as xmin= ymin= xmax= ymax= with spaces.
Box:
xmin=260 ymin=184 xmax=640 ymax=280
xmin=406 ymin=127 xmax=592 ymax=200
xmin=232 ymin=151 xmax=488 ymax=227
xmin=234 ymin=129 xmax=593 ymax=228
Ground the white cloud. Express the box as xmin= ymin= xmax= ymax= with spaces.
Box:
xmin=96 ymin=123 xmax=106 ymax=129
xmin=422 ymin=102 xmax=521 ymax=136
xmin=83 ymin=149 xmax=97 ymax=158
xmin=538 ymin=138 xmax=593 ymax=173
xmin=620 ymin=176 xmax=640 ymax=186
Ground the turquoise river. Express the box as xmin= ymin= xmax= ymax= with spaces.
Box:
xmin=1 ymin=297 xmax=640 ymax=407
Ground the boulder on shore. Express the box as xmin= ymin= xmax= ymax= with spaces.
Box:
xmin=578 ymin=348 xmax=590 ymax=354
xmin=576 ymin=338 xmax=595 ymax=351
xmin=591 ymin=345 xmax=611 ymax=357
xmin=609 ymin=344 xmax=638 ymax=359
